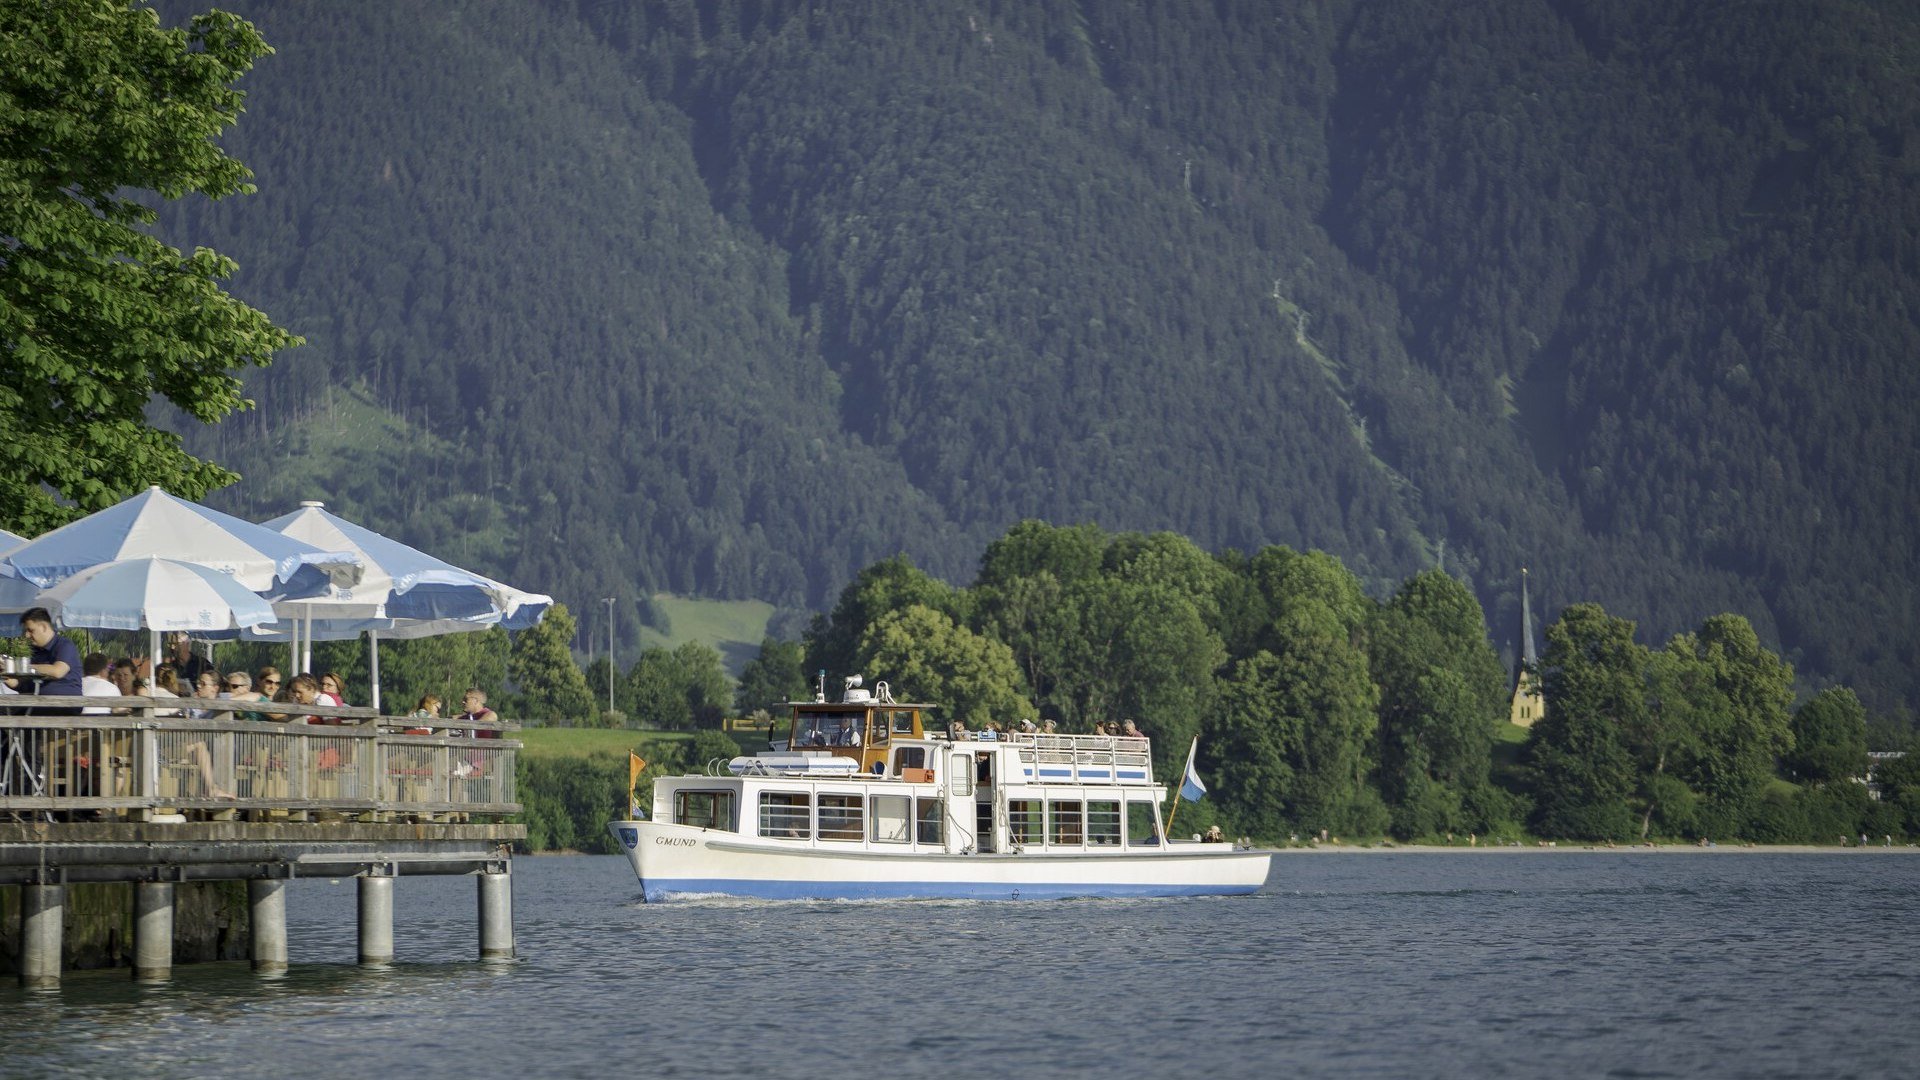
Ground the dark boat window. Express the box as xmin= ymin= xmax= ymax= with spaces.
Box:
xmin=675 ymin=789 xmax=735 ymax=831
xmin=1087 ymin=800 xmax=1121 ymax=846
xmin=894 ymin=746 xmax=926 ymax=774
xmin=1009 ymin=799 xmax=1044 ymax=845
xmin=1049 ymin=800 xmax=1084 ymax=846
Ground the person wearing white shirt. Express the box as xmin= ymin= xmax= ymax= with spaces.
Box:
xmin=80 ymin=652 xmax=118 ymax=715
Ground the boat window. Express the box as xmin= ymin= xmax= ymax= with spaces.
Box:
xmin=1049 ymin=800 xmax=1084 ymax=846
xmin=887 ymin=709 xmax=917 ymax=735
xmin=759 ymin=792 xmax=811 ymax=840
xmin=893 ymin=746 xmax=926 ymax=775
xmin=915 ymin=798 xmax=944 ymax=845
xmin=818 ymin=793 xmax=864 ymax=841
xmin=1125 ymin=798 xmax=1163 ymax=844
xmin=870 ymin=795 xmax=910 ymax=843
xmin=1008 ymin=799 xmax=1044 ymax=845
xmin=674 ymin=789 xmax=735 ymax=831
xmin=794 ymin=711 xmax=865 ymax=748
xmin=868 ymin=713 xmax=889 ymax=748
xmin=1087 ymin=800 xmax=1121 ymax=846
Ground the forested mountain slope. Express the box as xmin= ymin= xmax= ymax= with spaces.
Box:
xmin=153 ymin=0 xmax=1919 ymax=713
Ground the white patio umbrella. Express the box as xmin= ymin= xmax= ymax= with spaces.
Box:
xmin=40 ymin=556 xmax=279 ymax=632
xmin=253 ymin=502 xmax=551 ymax=710
xmin=0 ymin=487 xmax=357 ymax=667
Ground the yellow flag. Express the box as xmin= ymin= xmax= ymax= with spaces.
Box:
xmin=628 ymin=751 xmax=649 ymax=819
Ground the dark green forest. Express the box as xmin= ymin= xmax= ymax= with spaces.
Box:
xmin=144 ymin=1 xmax=1919 ymax=715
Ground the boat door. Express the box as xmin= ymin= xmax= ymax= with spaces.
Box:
xmin=972 ymin=750 xmax=997 ymax=853
xmin=947 ymin=747 xmax=976 ymax=854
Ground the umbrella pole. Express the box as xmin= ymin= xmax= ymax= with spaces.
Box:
xmin=369 ymin=629 xmax=381 ymax=713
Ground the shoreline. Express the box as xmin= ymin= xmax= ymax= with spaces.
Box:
xmin=1269 ymin=842 xmax=1920 ymax=854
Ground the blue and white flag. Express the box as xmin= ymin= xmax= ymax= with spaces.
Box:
xmin=1177 ymin=736 xmax=1207 ymax=803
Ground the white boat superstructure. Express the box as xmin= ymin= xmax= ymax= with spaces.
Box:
xmin=609 ymin=679 xmax=1271 ymax=902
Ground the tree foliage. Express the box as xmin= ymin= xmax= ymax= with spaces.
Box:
xmin=0 ymin=0 xmax=299 ymax=533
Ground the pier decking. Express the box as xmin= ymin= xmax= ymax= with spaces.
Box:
xmin=1 ymin=694 xmax=525 ymax=986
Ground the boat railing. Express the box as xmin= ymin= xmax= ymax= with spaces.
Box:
xmin=0 ymin=694 xmax=519 ymax=819
xmin=1015 ymin=733 xmax=1153 ymax=785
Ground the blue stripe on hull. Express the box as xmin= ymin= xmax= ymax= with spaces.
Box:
xmin=641 ymin=878 xmax=1262 ymax=903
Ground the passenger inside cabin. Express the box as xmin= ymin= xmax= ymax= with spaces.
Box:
xmin=834 ymin=716 xmax=861 ymax=747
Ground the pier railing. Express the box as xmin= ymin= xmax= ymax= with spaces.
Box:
xmin=0 ymin=694 xmax=518 ymax=819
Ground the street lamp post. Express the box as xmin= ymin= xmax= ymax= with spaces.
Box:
xmin=603 ymin=597 xmax=616 ymax=717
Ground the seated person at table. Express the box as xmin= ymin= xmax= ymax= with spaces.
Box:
xmin=187 ymin=669 xmax=225 ymax=719
xmin=455 ymin=687 xmax=499 ymax=737
xmin=319 ymin=671 xmax=348 ymax=706
xmin=81 ymin=652 xmax=118 ymax=715
xmin=6 ymin=608 xmax=82 ymax=706
xmin=167 ymin=632 xmax=214 ymax=687
xmin=405 ymin=694 xmax=442 ymax=735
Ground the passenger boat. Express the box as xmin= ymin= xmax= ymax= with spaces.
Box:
xmin=607 ymin=677 xmax=1272 ymax=902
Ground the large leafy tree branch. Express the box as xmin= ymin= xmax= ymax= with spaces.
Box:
xmin=0 ymin=0 xmax=299 ymax=533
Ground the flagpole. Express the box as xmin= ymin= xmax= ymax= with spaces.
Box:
xmin=1164 ymin=735 xmax=1201 ymax=840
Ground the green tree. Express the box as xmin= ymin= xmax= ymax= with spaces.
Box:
xmin=625 ymin=641 xmax=731 ymax=731
xmin=507 ymin=602 xmax=594 ymax=725
xmin=806 ymin=555 xmax=966 ymax=681
xmin=1786 ymin=688 xmax=1869 ymax=785
xmin=734 ymin=637 xmax=809 ymax=715
xmin=1670 ymin=615 xmax=1795 ymax=833
xmin=0 ymin=0 xmax=300 ymax=532
xmin=372 ymin=626 xmax=512 ymax=715
xmin=1528 ymin=604 xmax=1642 ymax=840
xmin=856 ymin=604 xmax=1031 ymax=729
xmin=1370 ymin=570 xmax=1511 ymax=837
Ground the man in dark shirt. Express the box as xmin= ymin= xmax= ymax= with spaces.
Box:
xmin=8 ymin=607 xmax=82 ymax=698
xmin=167 ymin=632 xmax=214 ymax=687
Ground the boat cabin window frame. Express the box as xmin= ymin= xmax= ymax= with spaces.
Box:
xmin=674 ymin=788 xmax=737 ymax=831
xmin=818 ymin=792 xmax=864 ymax=841
xmin=1087 ymin=799 xmax=1122 ymax=846
xmin=1124 ymin=796 xmax=1164 ymax=845
xmin=1008 ymin=798 xmax=1044 ymax=846
xmin=758 ymin=791 xmax=812 ymax=840
xmin=915 ymin=797 xmax=944 ymax=846
xmin=885 ymin=708 xmax=918 ymax=736
xmin=1049 ymin=799 xmax=1084 ymax=846
xmin=893 ymin=745 xmax=927 ymax=776
xmin=870 ymin=794 xmax=911 ymax=843
xmin=793 ymin=711 xmax=866 ymax=749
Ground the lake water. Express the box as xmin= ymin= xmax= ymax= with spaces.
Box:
xmin=3 ymin=851 xmax=1916 ymax=1078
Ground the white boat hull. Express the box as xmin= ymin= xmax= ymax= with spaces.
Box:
xmin=609 ymin=819 xmax=1273 ymax=902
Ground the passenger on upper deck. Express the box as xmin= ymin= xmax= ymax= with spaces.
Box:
xmin=1121 ymin=719 xmax=1142 ymax=739
xmin=948 ymin=719 xmax=971 ymax=741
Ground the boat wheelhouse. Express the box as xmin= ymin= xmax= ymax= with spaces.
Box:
xmin=609 ymin=678 xmax=1271 ymax=902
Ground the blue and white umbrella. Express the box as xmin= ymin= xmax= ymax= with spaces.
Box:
xmin=254 ymin=502 xmax=551 ymax=709
xmin=259 ymin=501 xmax=537 ymax=621
xmin=0 ymin=528 xmax=35 ymax=614
xmin=39 ymin=556 xmax=278 ymax=632
xmin=0 ymin=487 xmax=361 ymax=597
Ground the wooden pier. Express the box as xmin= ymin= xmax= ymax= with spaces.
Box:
xmin=0 ymin=694 xmax=524 ymax=986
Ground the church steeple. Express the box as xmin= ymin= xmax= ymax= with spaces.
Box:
xmin=1509 ymin=568 xmax=1546 ymax=728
